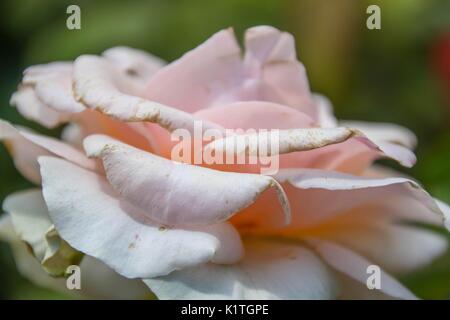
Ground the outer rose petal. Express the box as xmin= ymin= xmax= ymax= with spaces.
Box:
xmin=3 ymin=189 xmax=82 ymax=276
xmin=325 ymin=222 xmax=447 ymax=274
xmin=0 ymin=215 xmax=150 ymax=299
xmin=22 ymin=62 xmax=85 ymax=114
xmin=273 ymin=169 xmax=446 ymax=230
xmin=39 ymin=156 xmax=244 ymax=278
xmin=83 ymin=135 xmax=290 ymax=227
xmin=73 ymin=54 xmax=220 ymax=133
xmin=22 ymin=47 xmax=164 ymax=116
xmin=10 ymin=86 xmax=68 ymax=128
xmin=314 ymin=94 xmax=338 ymax=128
xmin=306 ymin=239 xmax=417 ymax=300
xmin=102 ymin=47 xmax=165 ymax=83
xmin=145 ymin=238 xmax=338 ymax=300
xmin=339 ymin=120 xmax=417 ymax=149
xmin=0 ymin=119 xmax=96 ymax=183
xmin=435 ymin=199 xmax=450 ymax=231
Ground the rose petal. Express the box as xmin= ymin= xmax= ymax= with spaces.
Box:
xmin=39 ymin=156 xmax=244 ymax=278
xmin=306 ymin=239 xmax=417 ymax=300
xmin=0 ymin=214 xmax=149 ymax=299
xmin=73 ymin=54 xmax=219 ymax=133
xmin=143 ymin=28 xmax=243 ymax=113
xmin=83 ymin=134 xmax=290 ymax=227
xmin=0 ymin=119 xmax=96 ymax=183
xmin=195 ymin=101 xmax=314 ymax=129
xmin=279 ymin=136 xmax=417 ymax=175
xmin=10 ymin=86 xmax=68 ymax=128
xmin=273 ymin=168 xmax=446 ymax=229
xmin=204 ymin=127 xmax=357 ymax=158
xmin=326 ymin=222 xmax=447 ymax=274
xmin=102 ymin=46 xmax=165 ymax=83
xmin=0 ymin=214 xmax=16 ymax=242
xmin=435 ymin=198 xmax=450 ymax=230
xmin=243 ymin=26 xmax=316 ymax=118
xmin=3 ymin=189 xmax=83 ymax=276
xmin=314 ymin=94 xmax=338 ymax=128
xmin=339 ymin=120 xmax=417 ymax=149
xmin=23 ymin=62 xmax=85 ymax=114
xmin=145 ymin=238 xmax=338 ymax=299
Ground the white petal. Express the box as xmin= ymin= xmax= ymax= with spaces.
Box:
xmin=0 ymin=214 xmax=149 ymax=299
xmin=145 ymin=238 xmax=338 ymax=299
xmin=39 ymin=156 xmax=244 ymax=278
xmin=4 ymin=189 xmax=54 ymax=261
xmin=0 ymin=214 xmax=16 ymax=242
xmin=3 ymin=189 xmax=83 ymax=276
xmin=435 ymin=198 xmax=450 ymax=231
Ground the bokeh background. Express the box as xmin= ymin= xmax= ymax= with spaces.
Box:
xmin=1 ymin=0 xmax=450 ymax=299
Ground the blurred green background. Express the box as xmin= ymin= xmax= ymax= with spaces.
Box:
xmin=0 ymin=0 xmax=450 ymax=299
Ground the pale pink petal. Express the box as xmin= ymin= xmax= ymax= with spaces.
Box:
xmin=15 ymin=62 xmax=157 ymax=151
xmin=280 ymin=136 xmax=416 ymax=175
xmin=145 ymin=238 xmax=338 ymax=299
xmin=73 ymin=54 xmax=219 ymax=133
xmin=326 ymin=222 xmax=447 ymax=274
xmin=273 ymin=168 xmax=445 ymax=230
xmin=339 ymin=120 xmax=417 ymax=149
xmin=74 ymin=110 xmax=156 ymax=153
xmin=314 ymin=94 xmax=338 ymax=128
xmin=195 ymin=101 xmax=314 ymax=129
xmin=83 ymin=135 xmax=290 ymax=227
xmin=143 ymin=29 xmax=243 ymax=113
xmin=307 ymin=239 xmax=417 ymax=300
xmin=10 ymin=86 xmax=67 ymax=129
xmin=102 ymin=46 xmax=165 ymax=83
xmin=204 ymin=127 xmax=357 ymax=158
xmin=0 ymin=119 xmax=96 ymax=183
xmin=23 ymin=63 xmax=85 ymax=114
xmin=39 ymin=156 xmax=244 ymax=278
xmin=243 ymin=26 xmax=316 ymax=118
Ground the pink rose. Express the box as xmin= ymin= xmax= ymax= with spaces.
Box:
xmin=1 ymin=26 xmax=449 ymax=299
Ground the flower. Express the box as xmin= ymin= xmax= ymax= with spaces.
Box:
xmin=1 ymin=26 xmax=450 ymax=300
